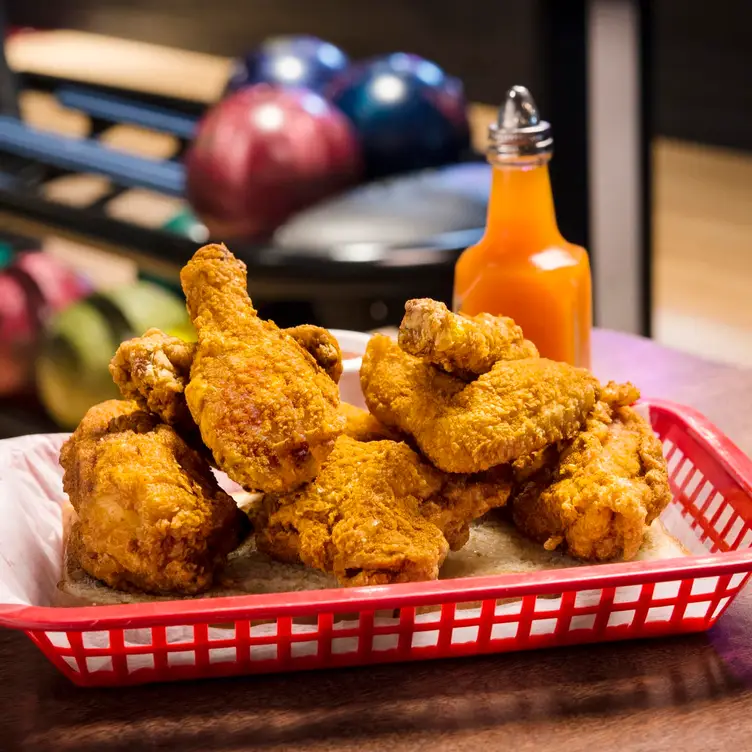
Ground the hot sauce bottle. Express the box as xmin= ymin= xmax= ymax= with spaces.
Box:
xmin=453 ymin=86 xmax=592 ymax=367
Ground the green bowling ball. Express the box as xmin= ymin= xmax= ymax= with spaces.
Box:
xmin=36 ymin=281 xmax=194 ymax=430
xmin=0 ymin=242 xmax=14 ymax=269
xmin=162 ymin=207 xmax=209 ymax=243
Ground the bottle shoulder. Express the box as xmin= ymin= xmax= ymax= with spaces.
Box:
xmin=457 ymin=238 xmax=590 ymax=270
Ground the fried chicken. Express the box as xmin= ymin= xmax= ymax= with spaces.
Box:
xmin=360 ymin=334 xmax=599 ymax=473
xmin=284 ymin=324 xmax=343 ymax=383
xmin=340 ymin=402 xmax=403 ymax=443
xmin=59 ymin=400 xmax=247 ymax=594
xmin=509 ymin=395 xmax=672 ymax=561
xmin=398 ymin=298 xmax=538 ymax=378
xmin=110 ymin=322 xmax=342 ymax=436
xmin=253 ymin=435 xmax=512 ymax=586
xmin=181 ymin=244 xmax=344 ymax=493
xmin=110 ymin=328 xmax=197 ymax=435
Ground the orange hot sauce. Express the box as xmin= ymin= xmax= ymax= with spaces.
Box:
xmin=453 ymin=86 xmax=591 ymax=368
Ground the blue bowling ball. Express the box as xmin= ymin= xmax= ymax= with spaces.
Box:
xmin=225 ymin=35 xmax=350 ymax=96
xmin=328 ymin=53 xmax=470 ymax=178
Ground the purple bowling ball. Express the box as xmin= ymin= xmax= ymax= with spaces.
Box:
xmin=327 ymin=53 xmax=470 ymax=178
xmin=225 ymin=35 xmax=350 ymax=96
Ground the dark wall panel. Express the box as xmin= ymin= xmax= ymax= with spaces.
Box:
xmin=652 ymin=0 xmax=752 ymax=150
xmin=7 ymin=0 xmax=543 ymax=108
xmin=8 ymin=0 xmax=752 ymax=150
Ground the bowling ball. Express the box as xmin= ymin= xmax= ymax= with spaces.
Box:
xmin=162 ymin=207 xmax=209 ymax=243
xmin=0 ymin=252 xmax=90 ymax=396
xmin=14 ymin=251 xmax=92 ymax=313
xmin=36 ymin=282 xmax=192 ymax=430
xmin=185 ymin=85 xmax=362 ymax=239
xmin=328 ymin=53 xmax=470 ymax=178
xmin=224 ymin=35 xmax=349 ymax=96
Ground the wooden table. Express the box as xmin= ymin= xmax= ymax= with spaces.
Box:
xmin=2 ymin=330 xmax=751 ymax=752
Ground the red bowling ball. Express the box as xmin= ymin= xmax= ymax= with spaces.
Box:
xmin=0 ymin=252 xmax=90 ymax=395
xmin=185 ymin=85 xmax=363 ymax=239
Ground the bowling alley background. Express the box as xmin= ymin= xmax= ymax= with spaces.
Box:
xmin=0 ymin=1 xmax=751 ymax=437
xmin=0 ymin=18 xmax=497 ymax=437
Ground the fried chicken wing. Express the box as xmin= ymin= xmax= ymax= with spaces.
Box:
xmin=110 ymin=328 xmax=197 ymax=432
xmin=510 ymin=397 xmax=672 ymax=561
xmin=398 ymin=299 xmax=538 ymax=378
xmin=181 ymin=244 xmax=344 ymax=493
xmin=59 ymin=400 xmax=247 ymax=594
xmin=254 ymin=435 xmax=511 ymax=586
xmin=360 ymin=334 xmax=599 ymax=473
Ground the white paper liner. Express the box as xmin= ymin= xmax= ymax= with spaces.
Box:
xmin=0 ymin=430 xmax=703 ymax=669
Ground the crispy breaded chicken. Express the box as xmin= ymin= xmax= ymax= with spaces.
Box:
xmin=110 ymin=322 xmax=342 ymax=433
xmin=59 ymin=400 xmax=247 ymax=594
xmin=254 ymin=435 xmax=512 ymax=586
xmin=284 ymin=324 xmax=343 ymax=383
xmin=340 ymin=402 xmax=403 ymax=443
xmin=110 ymin=328 xmax=197 ymax=433
xmin=510 ymin=396 xmax=672 ymax=561
xmin=181 ymin=244 xmax=344 ymax=493
xmin=361 ymin=334 xmax=599 ymax=473
xmin=398 ymin=299 xmax=538 ymax=378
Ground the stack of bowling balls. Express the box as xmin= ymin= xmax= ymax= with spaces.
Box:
xmin=186 ymin=35 xmax=470 ymax=239
xmin=36 ymin=281 xmax=193 ymax=430
xmin=0 ymin=249 xmax=91 ymax=396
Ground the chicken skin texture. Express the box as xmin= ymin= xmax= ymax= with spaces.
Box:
xmin=253 ymin=435 xmax=512 ymax=586
xmin=180 ymin=244 xmax=344 ymax=493
xmin=110 ymin=323 xmax=342 ymax=449
xmin=398 ymin=298 xmax=538 ymax=379
xmin=360 ymin=335 xmax=599 ymax=473
xmin=284 ymin=324 xmax=343 ymax=383
xmin=59 ymin=400 xmax=246 ymax=594
xmin=340 ymin=402 xmax=404 ymax=443
xmin=110 ymin=328 xmax=197 ymax=436
xmin=510 ymin=397 xmax=672 ymax=561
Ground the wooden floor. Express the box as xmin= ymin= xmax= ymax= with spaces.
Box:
xmin=5 ymin=31 xmax=752 ymax=368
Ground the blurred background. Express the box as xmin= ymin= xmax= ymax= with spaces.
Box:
xmin=0 ymin=0 xmax=749 ymax=438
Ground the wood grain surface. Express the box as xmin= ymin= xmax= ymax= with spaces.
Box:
xmin=2 ymin=330 xmax=751 ymax=752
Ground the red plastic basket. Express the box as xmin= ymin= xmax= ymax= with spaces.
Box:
xmin=1 ymin=399 xmax=751 ymax=687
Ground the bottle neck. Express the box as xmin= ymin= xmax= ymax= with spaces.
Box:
xmin=483 ymin=160 xmax=563 ymax=248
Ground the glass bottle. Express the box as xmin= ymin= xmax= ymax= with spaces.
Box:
xmin=453 ymin=86 xmax=592 ymax=367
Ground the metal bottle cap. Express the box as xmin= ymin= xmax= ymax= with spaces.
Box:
xmin=488 ymin=85 xmax=553 ymax=163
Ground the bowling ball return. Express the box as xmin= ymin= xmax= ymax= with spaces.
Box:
xmin=0 ymin=71 xmax=490 ymax=331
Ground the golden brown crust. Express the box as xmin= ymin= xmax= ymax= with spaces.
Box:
xmin=109 ymin=328 xmax=199 ymax=441
xmin=340 ymin=402 xmax=404 ymax=443
xmin=59 ymin=400 xmax=247 ymax=594
xmin=284 ymin=324 xmax=343 ymax=384
xmin=181 ymin=244 xmax=344 ymax=493
xmin=253 ymin=436 xmax=511 ymax=586
xmin=398 ymin=298 xmax=538 ymax=378
xmin=361 ymin=335 xmax=599 ymax=473
xmin=510 ymin=401 xmax=672 ymax=561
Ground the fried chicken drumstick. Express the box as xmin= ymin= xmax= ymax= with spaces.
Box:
xmin=180 ymin=244 xmax=344 ymax=493
xmin=398 ymin=298 xmax=538 ymax=378
xmin=111 ymin=322 xmax=342 ymax=423
xmin=361 ymin=334 xmax=599 ymax=473
xmin=254 ymin=435 xmax=512 ymax=586
xmin=60 ymin=400 xmax=247 ymax=594
xmin=510 ymin=388 xmax=671 ymax=561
